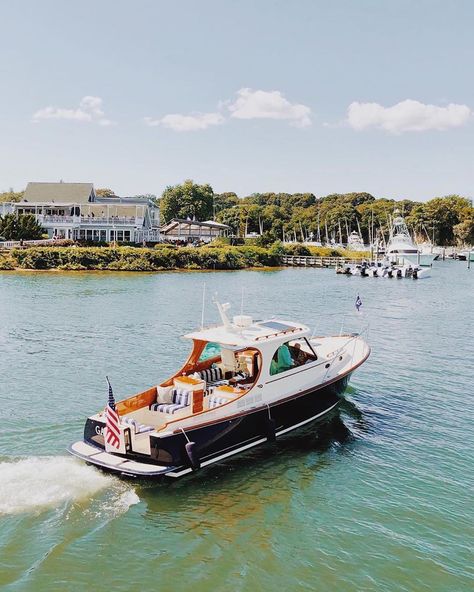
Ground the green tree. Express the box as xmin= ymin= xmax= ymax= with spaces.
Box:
xmin=422 ymin=195 xmax=471 ymax=245
xmin=161 ymin=179 xmax=214 ymax=222
xmin=0 ymin=213 xmax=44 ymax=240
xmin=453 ymin=219 xmax=474 ymax=245
xmin=0 ymin=190 xmax=24 ymax=203
xmin=216 ymin=206 xmax=241 ymax=235
xmin=96 ymin=188 xmax=116 ymax=197
xmin=214 ymin=192 xmax=239 ymax=215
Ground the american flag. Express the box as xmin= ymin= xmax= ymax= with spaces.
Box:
xmin=105 ymin=376 xmax=121 ymax=449
xmin=355 ymin=294 xmax=362 ymax=312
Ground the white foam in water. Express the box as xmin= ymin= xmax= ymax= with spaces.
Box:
xmin=0 ymin=456 xmax=138 ymax=516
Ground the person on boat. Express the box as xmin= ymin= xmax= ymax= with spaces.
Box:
xmin=291 ymin=342 xmax=307 ymax=366
xmin=270 ymin=343 xmax=293 ymax=374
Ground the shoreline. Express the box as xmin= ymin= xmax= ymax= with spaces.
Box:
xmin=0 ymin=265 xmax=287 ymax=275
xmin=0 ymin=244 xmax=368 ymax=274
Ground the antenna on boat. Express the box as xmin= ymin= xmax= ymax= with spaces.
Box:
xmin=240 ymin=286 xmax=244 ymax=318
xmin=201 ymin=284 xmax=206 ymax=329
xmin=213 ymin=294 xmax=232 ymax=328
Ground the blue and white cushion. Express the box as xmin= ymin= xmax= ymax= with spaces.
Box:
xmin=149 ymin=388 xmax=192 ymax=414
xmin=122 ymin=417 xmax=154 ymax=433
xmin=199 ymin=367 xmax=224 ymax=384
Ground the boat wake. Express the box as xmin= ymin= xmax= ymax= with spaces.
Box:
xmin=0 ymin=456 xmax=139 ymax=516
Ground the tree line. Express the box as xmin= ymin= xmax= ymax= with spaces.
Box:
xmin=160 ymin=180 xmax=474 ymax=247
xmin=2 ymin=181 xmax=474 ymax=246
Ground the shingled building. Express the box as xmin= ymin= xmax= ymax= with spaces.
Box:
xmin=1 ymin=182 xmax=160 ymax=243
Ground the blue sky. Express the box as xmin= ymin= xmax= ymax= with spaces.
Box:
xmin=1 ymin=0 xmax=473 ymax=201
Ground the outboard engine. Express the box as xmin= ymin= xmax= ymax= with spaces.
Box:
xmin=396 ymin=268 xmax=402 ymax=278
xmin=413 ymin=268 xmax=418 ymax=279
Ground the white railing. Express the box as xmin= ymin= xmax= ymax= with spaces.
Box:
xmin=80 ymin=217 xmax=141 ymax=225
xmin=41 ymin=215 xmax=77 ymax=224
xmin=0 ymin=238 xmax=69 ymax=249
xmin=39 ymin=215 xmax=142 ymax=226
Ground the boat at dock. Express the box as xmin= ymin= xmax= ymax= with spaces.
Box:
xmin=385 ymin=210 xmax=436 ymax=267
xmin=458 ymin=248 xmax=474 ymax=262
xmin=346 ymin=230 xmax=366 ymax=251
xmin=336 ymin=260 xmax=430 ymax=279
xmin=68 ymin=301 xmax=370 ymax=479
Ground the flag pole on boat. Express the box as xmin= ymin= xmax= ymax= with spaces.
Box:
xmin=201 ymin=283 xmax=206 ymax=329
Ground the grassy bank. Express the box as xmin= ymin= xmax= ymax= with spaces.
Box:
xmin=0 ymin=243 xmax=369 ymax=272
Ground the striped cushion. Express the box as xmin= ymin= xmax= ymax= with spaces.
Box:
xmin=156 ymin=403 xmax=187 ymax=414
xmin=199 ymin=367 xmax=224 ymax=383
xmin=122 ymin=417 xmax=154 ymax=433
xmin=149 ymin=388 xmax=191 ymax=414
xmin=173 ymin=389 xmax=190 ymax=406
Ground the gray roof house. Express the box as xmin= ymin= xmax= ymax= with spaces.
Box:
xmin=2 ymin=182 xmax=160 ymax=243
xmin=23 ymin=182 xmax=96 ymax=204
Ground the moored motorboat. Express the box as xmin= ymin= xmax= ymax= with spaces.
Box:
xmin=336 ymin=260 xmax=430 ymax=279
xmin=68 ymin=301 xmax=370 ymax=479
xmin=458 ymin=248 xmax=474 ymax=262
xmin=346 ymin=230 xmax=366 ymax=251
xmin=385 ymin=210 xmax=436 ymax=267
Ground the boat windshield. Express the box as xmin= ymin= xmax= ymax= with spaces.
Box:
xmin=270 ymin=338 xmax=317 ymax=375
xmin=198 ymin=342 xmax=222 ymax=362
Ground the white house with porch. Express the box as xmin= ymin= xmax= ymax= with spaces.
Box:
xmin=1 ymin=182 xmax=160 ymax=243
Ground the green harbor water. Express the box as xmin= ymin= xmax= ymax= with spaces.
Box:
xmin=0 ymin=263 xmax=473 ymax=591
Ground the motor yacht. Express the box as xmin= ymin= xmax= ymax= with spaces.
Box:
xmin=68 ymin=301 xmax=370 ymax=479
xmin=385 ymin=210 xmax=435 ymax=266
xmin=346 ymin=230 xmax=366 ymax=251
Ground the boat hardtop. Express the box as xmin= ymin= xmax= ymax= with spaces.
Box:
xmin=68 ymin=300 xmax=370 ymax=478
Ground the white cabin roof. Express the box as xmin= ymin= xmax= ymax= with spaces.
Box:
xmin=184 ymin=318 xmax=310 ymax=348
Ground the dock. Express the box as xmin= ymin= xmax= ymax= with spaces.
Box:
xmin=281 ymin=255 xmax=366 ymax=268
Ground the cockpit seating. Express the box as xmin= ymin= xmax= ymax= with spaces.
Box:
xmin=149 ymin=389 xmax=192 ymax=414
xmin=198 ymin=366 xmax=225 ymax=385
xmin=122 ymin=417 xmax=154 ymax=434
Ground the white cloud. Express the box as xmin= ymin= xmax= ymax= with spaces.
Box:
xmin=227 ymin=88 xmax=312 ymax=127
xmin=346 ymin=99 xmax=471 ymax=134
xmin=144 ymin=112 xmax=224 ymax=132
xmin=33 ymin=96 xmax=115 ymax=126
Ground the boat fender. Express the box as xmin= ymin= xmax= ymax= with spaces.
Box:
xmin=185 ymin=441 xmax=201 ymax=471
xmin=265 ymin=417 xmax=277 ymax=442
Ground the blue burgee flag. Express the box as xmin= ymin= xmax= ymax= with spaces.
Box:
xmin=355 ymin=294 xmax=362 ymax=312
